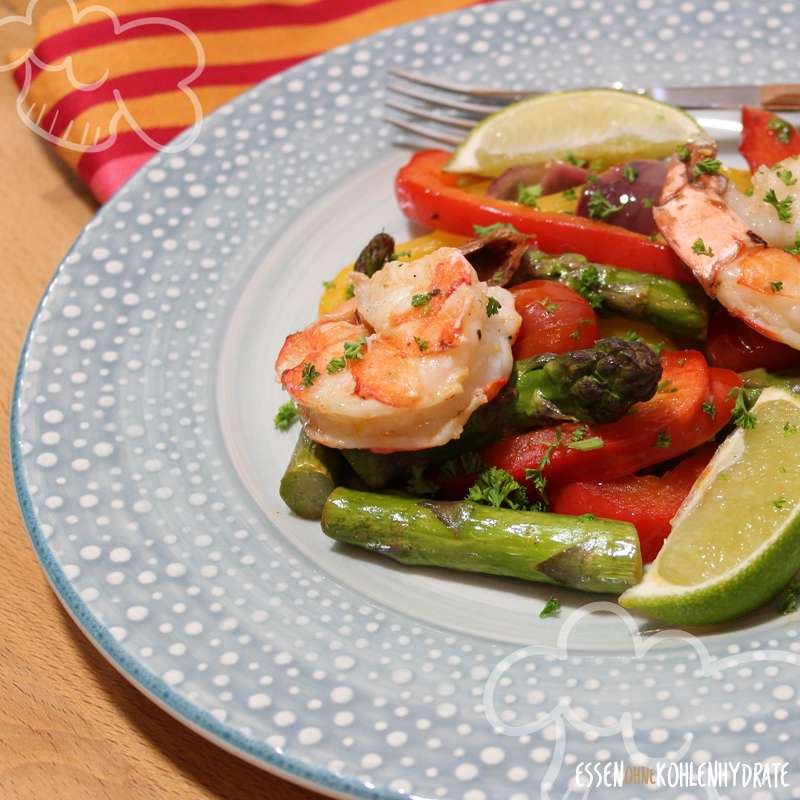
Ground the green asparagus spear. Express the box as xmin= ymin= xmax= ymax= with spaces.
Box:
xmin=343 ymin=337 xmax=662 ymax=488
xmin=280 ymin=431 xmax=346 ymax=519
xmin=353 ymin=232 xmax=395 ymax=277
xmin=322 ymin=489 xmax=642 ymax=594
xmin=740 ymin=367 xmax=800 ymax=396
xmin=516 ymin=249 xmax=709 ymax=343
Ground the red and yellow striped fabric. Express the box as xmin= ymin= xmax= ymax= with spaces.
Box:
xmin=11 ymin=0 xmax=481 ymax=202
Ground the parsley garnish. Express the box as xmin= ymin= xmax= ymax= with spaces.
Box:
xmin=655 ymin=430 xmax=671 ymax=448
xmin=764 ymin=188 xmax=793 ymax=223
xmin=441 ymin=451 xmax=484 ymax=480
xmin=486 ymin=296 xmax=501 ymax=317
xmin=406 ymin=465 xmax=438 ymax=497
xmin=301 ymin=362 xmax=320 ymax=387
xmin=343 ymin=337 xmax=367 ymax=361
xmin=570 ymin=426 xmax=588 ymax=442
xmin=701 ymin=401 xmax=716 ymax=420
xmin=562 ymin=187 xmax=577 ymax=200
xmin=573 ymin=265 xmax=603 ymax=309
xmin=390 ymin=250 xmax=411 ymax=260
xmin=322 ymin=279 xmax=335 ymax=290
xmin=414 ymin=336 xmax=429 ymax=352
xmin=769 ymin=115 xmax=794 ymax=145
xmin=676 ymin=144 xmax=690 ymax=162
xmin=565 ymin=436 xmax=604 ymax=451
xmin=784 ymin=421 xmax=798 ymax=435
xmin=692 ymin=238 xmax=713 ymax=256
xmin=566 ymin=152 xmax=587 ymax=168
xmin=729 ymin=386 xmax=758 ymax=429
xmin=539 ymin=597 xmax=561 ymax=619
xmin=693 ymin=157 xmax=722 ymax=178
xmin=771 ymin=281 xmax=784 ymax=293
xmin=523 ymin=429 xmax=563 ymax=505
xmin=622 ymin=164 xmax=639 ymax=183
xmin=776 ymin=168 xmax=797 ymax=186
xmin=569 ymin=318 xmax=594 ymax=339
xmin=774 ymin=497 xmax=789 ymax=511
xmin=517 ymin=183 xmax=543 ymax=208
xmin=623 ymin=330 xmax=644 ymax=343
xmin=787 ymin=234 xmax=800 ymax=257
xmin=472 ymin=222 xmax=519 ymax=236
xmin=345 ymin=283 xmax=355 ymax=299
xmin=586 ymin=190 xmax=623 ymax=221
xmin=327 ymin=357 xmax=346 ymax=374
xmin=641 ymin=197 xmax=653 ymax=209
xmin=274 ymin=401 xmax=299 ymax=431
xmin=411 ymin=288 xmax=441 ymax=308
xmin=467 ymin=467 xmax=529 ymax=510
xmin=538 ymin=297 xmax=558 ymax=312
xmin=657 ymin=379 xmax=678 ymax=394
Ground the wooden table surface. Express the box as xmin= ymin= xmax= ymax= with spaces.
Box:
xmin=0 ymin=2 xmax=323 ymax=797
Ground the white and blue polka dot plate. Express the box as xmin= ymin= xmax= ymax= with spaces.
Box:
xmin=12 ymin=2 xmax=800 ymax=798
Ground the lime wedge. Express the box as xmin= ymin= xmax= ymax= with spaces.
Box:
xmin=446 ymin=89 xmax=702 ymax=177
xmin=620 ymin=387 xmax=800 ymax=626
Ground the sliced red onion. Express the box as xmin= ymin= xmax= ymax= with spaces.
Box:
xmin=576 ymin=159 xmax=668 ymax=235
xmin=486 ymin=161 xmax=588 ymax=201
xmin=539 ymin=161 xmax=589 ymax=194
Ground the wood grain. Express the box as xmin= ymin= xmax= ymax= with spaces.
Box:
xmin=0 ymin=2 xmax=322 ymax=796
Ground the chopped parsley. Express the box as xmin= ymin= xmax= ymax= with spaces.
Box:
xmin=779 ymin=577 xmax=800 ymax=615
xmin=586 ymin=190 xmax=623 ymax=221
xmin=486 ymin=296 xmax=501 ymax=317
xmin=729 ymin=386 xmax=758 ymax=429
xmin=622 ymin=163 xmax=639 ymax=183
xmin=390 ymin=250 xmax=411 ymax=260
xmin=769 ymin=115 xmax=794 ymax=145
xmin=701 ymin=401 xmax=717 ymax=420
xmin=523 ymin=429 xmax=563 ymax=505
xmin=570 ymin=426 xmax=589 ymax=442
xmin=784 ymin=421 xmax=798 ymax=436
xmin=569 ymin=318 xmax=594 ymax=339
xmin=472 ymin=222 xmax=519 ymax=236
xmin=565 ymin=435 xmax=604 ymax=451
xmin=562 ymin=187 xmax=577 ymax=200
xmin=322 ymin=279 xmax=335 ymax=290
xmin=693 ymin=157 xmax=722 ymax=178
xmin=641 ymin=197 xmax=653 ymax=209
xmin=566 ymin=152 xmax=587 ymax=168
xmin=763 ymin=188 xmax=793 ymax=223
xmin=274 ymin=400 xmax=299 ymax=431
xmin=539 ymin=597 xmax=561 ymax=619
xmin=771 ymin=280 xmax=784 ymax=293
xmin=692 ymin=238 xmax=713 ymax=256
xmin=301 ymin=362 xmax=320 ymax=387
xmin=411 ymin=288 xmax=441 ymax=308
xmin=414 ymin=336 xmax=429 ymax=352
xmin=676 ymin=144 xmax=690 ymax=162
xmin=343 ymin=337 xmax=367 ymax=361
xmin=654 ymin=430 xmax=671 ymax=448
xmin=774 ymin=497 xmax=789 ymax=511
xmin=327 ymin=356 xmax=346 ymax=374
xmin=440 ymin=451 xmax=484 ymax=480
xmin=345 ymin=283 xmax=355 ymax=299
xmin=776 ymin=168 xmax=797 ymax=187
xmin=787 ymin=234 xmax=800 ymax=257
xmin=467 ymin=467 xmax=529 ymax=510
xmin=657 ymin=379 xmax=678 ymax=394
xmin=623 ymin=330 xmax=644 ymax=342
xmin=573 ymin=265 xmax=603 ymax=309
xmin=538 ymin=297 xmax=558 ymax=312
xmin=517 ymin=183 xmax=543 ymax=207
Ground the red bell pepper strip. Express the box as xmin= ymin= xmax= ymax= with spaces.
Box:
xmin=481 ymin=351 xmax=740 ymax=486
xmin=705 ymin=306 xmax=800 ymax=372
xmin=549 ymin=444 xmax=715 ymax=564
xmin=395 ymin=150 xmax=695 ymax=284
xmin=510 ymin=280 xmax=599 ymax=359
xmin=739 ymin=107 xmax=800 ymax=172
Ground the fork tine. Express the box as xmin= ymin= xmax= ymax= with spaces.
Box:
xmin=385 ymin=99 xmax=475 ymax=130
xmin=387 ymin=82 xmax=499 ymax=116
xmin=388 ymin=67 xmax=533 ymax=101
xmin=383 ymin=115 xmax=462 ymax=146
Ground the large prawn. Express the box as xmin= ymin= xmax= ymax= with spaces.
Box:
xmin=654 ymin=138 xmax=800 ymax=350
xmin=275 ymin=247 xmax=521 ymax=451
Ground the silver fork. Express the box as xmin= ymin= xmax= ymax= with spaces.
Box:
xmin=384 ymin=68 xmax=800 ymax=146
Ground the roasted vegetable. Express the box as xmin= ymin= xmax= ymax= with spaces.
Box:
xmin=280 ymin=431 xmax=346 ymax=519
xmin=343 ymin=338 xmax=662 ymax=488
xmin=517 ymin=249 xmax=709 ymax=342
xmin=322 ymin=488 xmax=641 ymax=593
xmin=353 ymin=232 xmax=395 ymax=277
xmin=458 ymin=227 xmax=528 ymax=285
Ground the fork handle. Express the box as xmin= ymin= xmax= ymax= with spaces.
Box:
xmin=760 ymin=84 xmax=800 ymax=112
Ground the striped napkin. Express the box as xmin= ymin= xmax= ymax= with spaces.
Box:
xmin=10 ymin=0 xmax=479 ymax=202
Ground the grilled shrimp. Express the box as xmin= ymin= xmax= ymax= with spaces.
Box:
xmin=275 ymin=247 xmax=521 ymax=451
xmin=654 ymin=138 xmax=800 ymax=350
